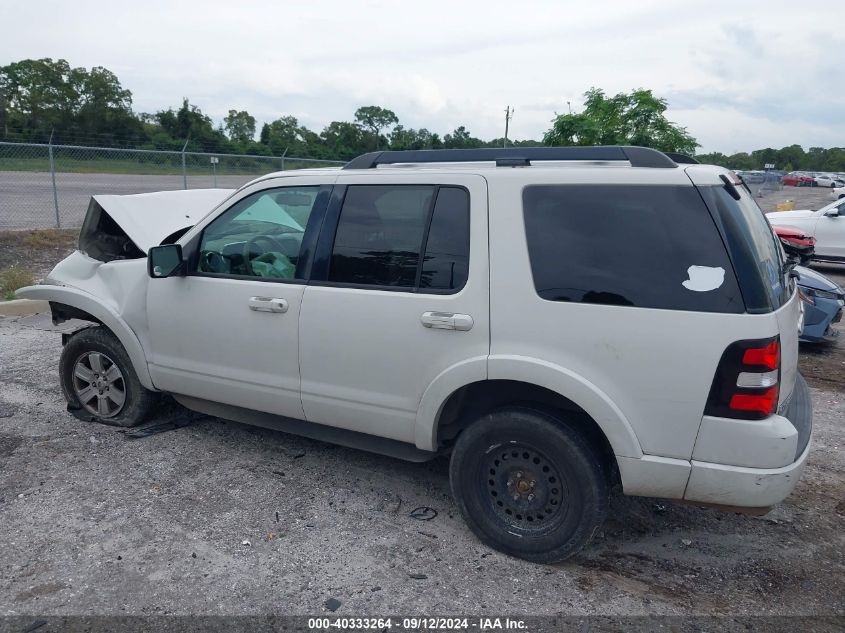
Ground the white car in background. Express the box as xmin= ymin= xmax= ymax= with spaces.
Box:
xmin=814 ymin=174 xmax=845 ymax=188
xmin=767 ymin=197 xmax=845 ymax=262
xmin=833 ymin=184 xmax=845 ymax=200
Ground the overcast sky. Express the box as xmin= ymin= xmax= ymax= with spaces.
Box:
xmin=2 ymin=0 xmax=842 ymax=153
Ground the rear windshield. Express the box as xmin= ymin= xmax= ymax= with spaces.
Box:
xmin=522 ymin=184 xmax=744 ymax=313
xmin=697 ymin=183 xmax=789 ymax=313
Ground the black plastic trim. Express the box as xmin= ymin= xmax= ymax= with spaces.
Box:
xmin=663 ymin=152 xmax=699 ymax=164
xmin=343 ymin=146 xmax=678 ymax=169
xmin=786 ymin=373 xmax=812 ymax=460
xmin=310 ymin=185 xmax=347 ymax=281
xmin=173 ymin=394 xmax=438 ymax=462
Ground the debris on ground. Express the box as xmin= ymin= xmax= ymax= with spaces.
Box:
xmin=409 ymin=506 xmax=437 ymax=521
xmin=124 ymin=413 xmax=209 ymax=438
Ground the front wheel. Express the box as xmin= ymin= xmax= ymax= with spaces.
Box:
xmin=59 ymin=327 xmax=158 ymax=427
xmin=449 ymin=407 xmax=608 ymax=563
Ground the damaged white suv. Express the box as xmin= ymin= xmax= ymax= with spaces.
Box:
xmin=18 ymin=146 xmax=813 ymax=562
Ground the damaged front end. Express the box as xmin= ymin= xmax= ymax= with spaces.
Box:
xmin=16 ymin=188 xmax=234 ymax=390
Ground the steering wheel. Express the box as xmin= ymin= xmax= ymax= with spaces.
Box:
xmin=243 ymin=234 xmax=286 ymax=275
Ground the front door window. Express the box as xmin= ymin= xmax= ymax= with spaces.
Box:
xmin=198 ymin=187 xmax=320 ymax=280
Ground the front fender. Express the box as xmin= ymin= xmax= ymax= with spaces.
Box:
xmin=15 ymin=284 xmax=156 ymax=390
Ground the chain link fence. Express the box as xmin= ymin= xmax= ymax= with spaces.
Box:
xmin=734 ymin=170 xmax=784 ymax=199
xmin=0 ymin=141 xmax=344 ymax=230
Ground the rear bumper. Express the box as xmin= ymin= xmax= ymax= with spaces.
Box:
xmin=683 ymin=374 xmax=813 ymax=507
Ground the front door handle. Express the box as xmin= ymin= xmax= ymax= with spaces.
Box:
xmin=421 ymin=311 xmax=474 ymax=331
xmin=248 ymin=296 xmax=289 ymax=313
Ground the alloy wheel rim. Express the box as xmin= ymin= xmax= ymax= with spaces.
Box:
xmin=72 ymin=351 xmax=126 ymax=418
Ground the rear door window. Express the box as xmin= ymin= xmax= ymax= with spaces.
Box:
xmin=327 ymin=185 xmax=470 ymax=292
xmin=522 ymin=184 xmax=744 ymax=313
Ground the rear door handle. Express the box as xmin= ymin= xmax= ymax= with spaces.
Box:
xmin=249 ymin=296 xmax=289 ymax=313
xmin=421 ymin=311 xmax=474 ymax=331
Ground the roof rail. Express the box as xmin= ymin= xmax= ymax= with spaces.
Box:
xmin=343 ymin=145 xmax=678 ymax=170
xmin=663 ymin=152 xmax=699 ymax=164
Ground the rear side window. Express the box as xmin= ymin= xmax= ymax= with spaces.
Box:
xmin=522 ymin=185 xmax=744 ymax=313
xmin=698 ymin=185 xmax=788 ymax=313
xmin=329 ymin=185 xmax=469 ymax=292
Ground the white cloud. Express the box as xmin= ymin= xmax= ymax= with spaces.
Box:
xmin=1 ymin=0 xmax=841 ymax=152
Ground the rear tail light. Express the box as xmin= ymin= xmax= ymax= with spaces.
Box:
xmin=742 ymin=340 xmax=779 ymax=369
xmin=705 ymin=336 xmax=780 ymax=420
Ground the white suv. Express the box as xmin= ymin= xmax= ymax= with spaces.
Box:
xmin=19 ymin=146 xmax=812 ymax=562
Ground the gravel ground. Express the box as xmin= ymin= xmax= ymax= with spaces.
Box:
xmin=0 ymin=313 xmax=842 ymax=619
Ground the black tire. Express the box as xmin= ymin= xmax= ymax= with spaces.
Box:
xmin=59 ymin=326 xmax=158 ymax=427
xmin=449 ymin=407 xmax=608 ymax=563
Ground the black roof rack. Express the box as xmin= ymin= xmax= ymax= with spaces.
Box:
xmin=663 ymin=152 xmax=699 ymax=164
xmin=343 ymin=145 xmax=678 ymax=170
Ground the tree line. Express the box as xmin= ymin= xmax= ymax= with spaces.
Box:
xmin=2 ymin=57 xmax=841 ymax=170
xmin=0 ymin=58 xmax=539 ymax=160
xmin=696 ymin=146 xmax=845 ymax=173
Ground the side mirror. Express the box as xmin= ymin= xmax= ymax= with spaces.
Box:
xmin=825 ymin=210 xmax=840 ymax=218
xmin=148 ymin=244 xmax=184 ymax=278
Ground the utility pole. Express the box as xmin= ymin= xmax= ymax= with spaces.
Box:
xmin=503 ymin=106 xmax=513 ymax=148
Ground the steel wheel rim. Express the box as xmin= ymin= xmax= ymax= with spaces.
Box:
xmin=71 ymin=351 xmax=126 ymax=418
xmin=483 ymin=442 xmax=569 ymax=533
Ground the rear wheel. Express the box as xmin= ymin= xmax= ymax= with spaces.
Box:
xmin=59 ymin=327 xmax=158 ymax=427
xmin=449 ymin=407 xmax=608 ymax=563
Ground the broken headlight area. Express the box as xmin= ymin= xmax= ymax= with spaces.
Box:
xmin=78 ymin=199 xmax=145 ymax=263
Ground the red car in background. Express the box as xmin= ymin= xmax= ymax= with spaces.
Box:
xmin=782 ymin=172 xmax=815 ymax=187
xmin=771 ymin=224 xmax=816 ymax=265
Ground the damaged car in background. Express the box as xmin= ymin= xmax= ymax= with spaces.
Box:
xmin=771 ymin=224 xmax=844 ymax=344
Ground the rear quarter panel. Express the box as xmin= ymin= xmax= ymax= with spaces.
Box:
xmin=487 ymin=168 xmax=787 ymax=461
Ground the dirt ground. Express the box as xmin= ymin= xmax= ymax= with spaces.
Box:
xmin=0 ymin=184 xmax=843 ymax=622
xmin=0 ymin=229 xmax=78 ymax=284
xmin=0 ymin=328 xmax=843 ymax=618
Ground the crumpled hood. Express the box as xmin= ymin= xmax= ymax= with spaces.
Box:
xmin=91 ymin=188 xmax=234 ymax=253
xmin=794 ymin=265 xmax=843 ymax=292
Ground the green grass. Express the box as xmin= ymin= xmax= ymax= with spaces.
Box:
xmin=22 ymin=229 xmax=77 ymax=249
xmin=0 ymin=266 xmax=35 ymax=297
